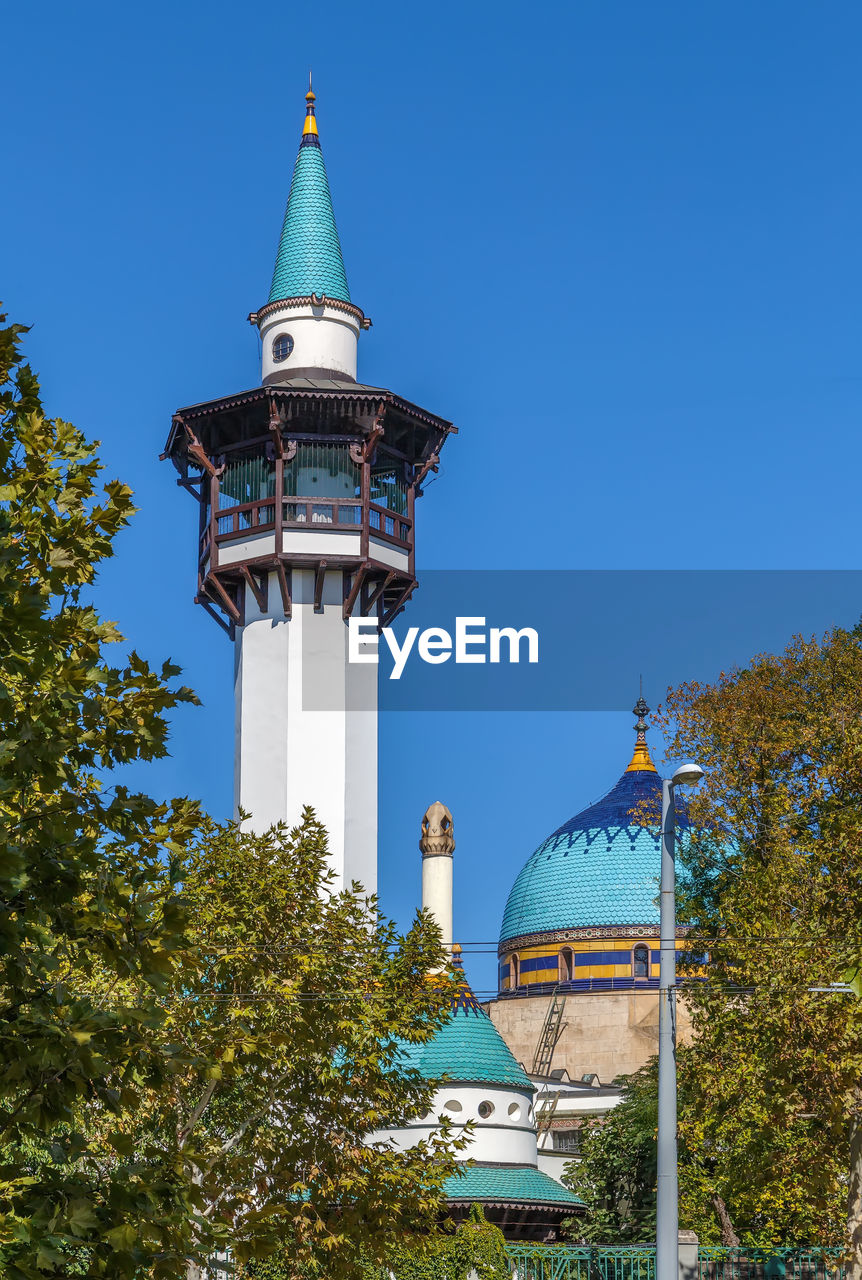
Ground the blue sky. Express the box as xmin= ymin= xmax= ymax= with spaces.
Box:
xmin=4 ymin=1 xmax=861 ymax=996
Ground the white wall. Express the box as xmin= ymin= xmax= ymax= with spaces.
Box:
xmin=259 ymin=300 xmax=360 ymax=382
xmin=374 ymin=1083 xmax=538 ymax=1166
xmin=233 ymin=567 xmax=377 ymax=894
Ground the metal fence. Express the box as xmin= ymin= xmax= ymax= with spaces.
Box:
xmin=697 ymin=1249 xmax=846 ymax=1280
xmin=506 ymin=1245 xmax=656 ymax=1280
xmin=505 ymin=1247 xmax=847 ymax=1280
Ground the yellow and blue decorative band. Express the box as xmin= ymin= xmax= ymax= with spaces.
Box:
xmin=498 ymin=929 xmax=695 ymax=994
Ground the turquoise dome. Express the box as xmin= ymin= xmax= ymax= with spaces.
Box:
xmin=396 ymin=983 xmax=533 ymax=1092
xmin=500 ymin=763 xmax=689 ymax=946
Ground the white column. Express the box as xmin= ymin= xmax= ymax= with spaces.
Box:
xmin=422 ymin=854 xmax=453 ymax=948
xmin=233 ymin=568 xmax=377 ymax=895
xmin=420 ymin=801 xmax=455 ymax=950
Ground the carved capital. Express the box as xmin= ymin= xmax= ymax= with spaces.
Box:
xmin=420 ymin=801 xmax=455 ymax=856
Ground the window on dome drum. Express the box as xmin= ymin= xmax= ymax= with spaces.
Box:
xmin=510 ymin=954 xmax=520 ymax=989
xmin=477 ymin=1101 xmax=494 ymax=1119
xmin=272 ymin=333 xmax=294 ymax=362
xmin=559 ymin=947 xmax=574 ymax=983
xmin=507 ymin=1102 xmax=521 ymax=1121
xmin=633 ymin=944 xmax=650 ymax=978
xmin=552 ymin=1130 xmax=582 ymax=1154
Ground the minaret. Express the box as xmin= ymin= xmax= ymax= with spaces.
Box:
xmin=163 ymin=84 xmax=457 ymax=892
xmin=420 ymin=801 xmax=455 ymax=954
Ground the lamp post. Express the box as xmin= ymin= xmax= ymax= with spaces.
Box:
xmin=657 ymin=761 xmax=704 ymax=1280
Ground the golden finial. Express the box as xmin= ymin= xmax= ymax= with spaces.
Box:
xmin=303 ymin=71 xmax=318 ymax=137
xmin=625 ymin=680 xmax=657 ymax=773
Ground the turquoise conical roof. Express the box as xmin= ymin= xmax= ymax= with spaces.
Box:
xmin=397 ymin=960 xmax=533 ymax=1091
xmin=268 ymin=84 xmax=351 ymax=304
xmin=445 ymin=1164 xmax=583 ymax=1208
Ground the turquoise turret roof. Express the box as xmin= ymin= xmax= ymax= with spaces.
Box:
xmin=500 ymin=701 xmax=690 ymax=945
xmin=445 ymin=1163 xmax=584 ymax=1208
xmin=268 ymin=83 xmax=351 ymax=304
xmin=396 ymin=971 xmax=533 ymax=1091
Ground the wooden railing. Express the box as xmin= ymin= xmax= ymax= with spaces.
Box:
xmin=210 ymin=495 xmax=412 ymax=550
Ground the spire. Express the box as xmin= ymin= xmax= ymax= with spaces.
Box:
xmin=303 ymin=71 xmax=318 ymax=138
xmin=268 ymin=81 xmax=351 ymax=305
xmin=625 ymin=682 xmax=657 ymax=773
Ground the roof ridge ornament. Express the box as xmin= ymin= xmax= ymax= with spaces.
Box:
xmin=303 ymin=72 xmax=318 ymax=139
xmin=625 ymin=681 xmax=657 ymax=773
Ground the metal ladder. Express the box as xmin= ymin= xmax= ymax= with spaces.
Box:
xmin=531 ymin=984 xmax=567 ymax=1076
xmin=535 ymin=1086 xmax=562 ymax=1139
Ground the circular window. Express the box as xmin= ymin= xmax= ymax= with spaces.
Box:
xmin=478 ymin=1101 xmax=494 ymax=1119
xmin=443 ymin=1099 xmax=462 ymax=1113
xmin=272 ymin=333 xmax=294 ymax=362
xmin=507 ymin=1102 xmax=521 ymax=1121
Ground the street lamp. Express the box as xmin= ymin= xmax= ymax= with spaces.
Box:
xmin=657 ymin=761 xmax=704 ymax=1280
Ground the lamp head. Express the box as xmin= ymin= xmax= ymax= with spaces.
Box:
xmin=671 ymin=761 xmax=704 ymax=788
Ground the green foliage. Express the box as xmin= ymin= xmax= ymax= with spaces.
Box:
xmin=243 ymin=1204 xmax=510 ymax=1280
xmin=0 ymin=311 xmax=466 ymax=1280
xmin=156 ymin=811 xmax=466 ymax=1277
xmin=656 ymin=625 xmax=862 ymax=1247
xmin=0 ymin=310 xmax=204 ymax=1276
xmin=562 ymin=1063 xmax=658 ymax=1242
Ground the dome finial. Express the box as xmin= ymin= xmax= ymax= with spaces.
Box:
xmin=303 ymin=71 xmax=318 ymax=139
xmin=626 ymin=678 xmax=657 ymax=773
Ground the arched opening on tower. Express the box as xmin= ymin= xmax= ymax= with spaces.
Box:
xmin=558 ymin=947 xmax=573 ymax=983
xmin=633 ymin=943 xmax=650 ymax=979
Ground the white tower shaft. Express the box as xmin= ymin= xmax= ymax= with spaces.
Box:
xmin=233 ymin=567 xmax=378 ymax=894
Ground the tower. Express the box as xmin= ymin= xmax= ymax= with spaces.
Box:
xmin=163 ymin=83 xmax=456 ymax=892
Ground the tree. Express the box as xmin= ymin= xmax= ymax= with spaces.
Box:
xmin=0 ymin=311 xmax=205 ymax=1277
xmin=655 ymin=625 xmax=862 ymax=1250
xmin=562 ymin=1062 xmax=659 ymax=1242
xmin=155 ymin=810 xmax=465 ymax=1280
xmin=0 ymin=311 xmax=466 ymax=1278
xmin=242 ymin=1203 xmax=510 ymax=1280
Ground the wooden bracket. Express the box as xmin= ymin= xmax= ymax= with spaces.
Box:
xmin=351 ymin=402 xmax=387 ymax=466
xmin=180 ymin=418 xmax=224 ymax=479
xmin=194 ymin=596 xmax=234 ymax=638
xmin=313 ymin=560 xmax=327 ymax=613
xmin=342 ymin=565 xmax=368 ymax=620
xmin=364 ymin=570 xmax=396 ymax=616
xmin=381 ymin=580 xmax=417 ymax=628
xmin=268 ymin=409 xmax=285 ymax=459
xmin=275 ymin=559 xmax=292 ymax=619
xmin=176 ymin=475 xmax=203 ymax=502
xmin=240 ymin=565 xmax=268 ymax=614
xmin=414 ymin=453 xmax=440 ymax=489
xmin=203 ymin=572 xmax=242 ymax=625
